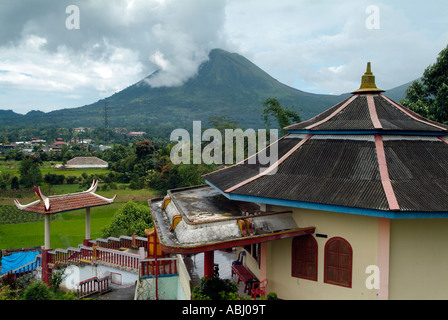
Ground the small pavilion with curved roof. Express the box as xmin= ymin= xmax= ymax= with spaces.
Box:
xmin=14 ymin=180 xmax=116 ymax=284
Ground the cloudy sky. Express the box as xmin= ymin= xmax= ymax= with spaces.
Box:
xmin=1 ymin=0 xmax=447 ymax=114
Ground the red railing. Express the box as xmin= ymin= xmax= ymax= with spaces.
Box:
xmin=47 ymin=246 xmax=140 ymax=270
xmin=48 ymin=247 xmax=177 ymax=277
xmin=77 ymin=275 xmax=111 ymax=298
xmin=140 ymin=257 xmax=178 ymax=277
xmin=2 ymin=234 xmax=151 ymax=290
xmin=89 ymin=234 xmax=148 ymax=251
xmin=48 ymin=247 xmax=93 ymax=266
xmin=96 ymin=247 xmax=140 ymax=269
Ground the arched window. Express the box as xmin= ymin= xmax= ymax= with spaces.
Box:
xmin=324 ymin=237 xmax=352 ymax=288
xmin=292 ymin=235 xmax=318 ymax=281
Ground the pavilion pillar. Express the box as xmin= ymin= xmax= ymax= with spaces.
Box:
xmin=84 ymin=207 xmax=91 ymax=246
xmin=42 ymin=214 xmax=52 ymax=285
xmin=203 ymin=251 xmax=215 ymax=279
xmin=44 ymin=214 xmax=51 ymax=250
xmin=377 ymin=218 xmax=390 ymax=300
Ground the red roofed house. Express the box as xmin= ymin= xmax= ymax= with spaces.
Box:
xmin=51 ymin=138 xmax=67 ymax=152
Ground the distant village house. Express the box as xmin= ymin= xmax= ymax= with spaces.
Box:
xmin=55 ymin=157 xmax=108 ymax=170
xmin=128 ymin=131 xmax=146 ymax=137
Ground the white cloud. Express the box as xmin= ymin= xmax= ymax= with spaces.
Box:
xmin=0 ymin=34 xmax=145 ymax=112
xmin=1 ymin=0 xmax=448 ymax=113
xmin=224 ymin=0 xmax=448 ymax=94
xmin=0 ymin=0 xmax=230 ymax=112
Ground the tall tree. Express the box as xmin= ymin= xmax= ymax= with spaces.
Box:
xmin=261 ymin=98 xmax=301 ymax=135
xmin=401 ymin=44 xmax=448 ymax=124
xmin=19 ymin=156 xmax=42 ymax=188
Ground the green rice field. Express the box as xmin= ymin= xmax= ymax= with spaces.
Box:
xmin=0 ymin=183 xmax=161 ymax=251
xmin=0 ymin=160 xmax=110 ymax=179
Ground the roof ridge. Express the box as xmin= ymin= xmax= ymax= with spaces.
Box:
xmin=224 ymin=134 xmax=313 ymax=193
xmin=374 ymin=135 xmax=400 ymax=211
xmin=202 ymin=134 xmax=290 ymax=178
xmin=283 ymin=96 xmax=353 ymax=130
xmin=304 ymin=95 xmax=359 ymax=130
xmin=366 ymin=93 xmax=382 ymax=129
xmin=46 ymin=179 xmax=99 ymax=199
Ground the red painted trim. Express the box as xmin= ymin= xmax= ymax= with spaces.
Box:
xmin=158 ymin=227 xmax=316 ymax=254
xmin=202 ymin=134 xmax=290 ymax=178
xmin=374 ymin=135 xmax=400 ymax=210
xmin=380 ymin=94 xmax=448 ymax=131
xmin=284 ymin=95 xmax=355 ymax=130
xmin=323 ymin=237 xmax=353 ymax=288
xmin=225 ymin=134 xmax=313 ymax=193
xmin=366 ymin=93 xmax=382 ymax=129
xmin=438 ymin=137 xmax=448 ymax=145
xmin=305 ymin=94 xmax=359 ymax=130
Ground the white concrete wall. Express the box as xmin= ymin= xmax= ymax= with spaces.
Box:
xmin=60 ymin=264 xmax=138 ymax=292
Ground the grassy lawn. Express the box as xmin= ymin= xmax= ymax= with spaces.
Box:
xmin=0 ymin=160 xmax=110 ymax=178
xmin=0 ymin=183 xmax=162 ymax=251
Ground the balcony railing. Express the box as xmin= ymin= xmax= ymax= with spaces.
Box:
xmin=77 ymin=275 xmax=111 ymax=298
xmin=89 ymin=234 xmax=148 ymax=251
xmin=140 ymin=257 xmax=178 ymax=277
xmin=48 ymin=245 xmax=141 ymax=271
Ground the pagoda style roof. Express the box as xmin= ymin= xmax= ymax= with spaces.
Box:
xmin=203 ymin=63 xmax=448 ymax=218
xmin=14 ymin=180 xmax=116 ymax=214
xmin=149 ymin=185 xmax=315 ymax=253
xmin=285 ymin=93 xmax=448 ymax=134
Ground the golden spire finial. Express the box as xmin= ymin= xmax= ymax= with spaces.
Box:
xmin=352 ymin=62 xmax=384 ymax=94
xmin=365 ymin=62 xmax=372 ymax=74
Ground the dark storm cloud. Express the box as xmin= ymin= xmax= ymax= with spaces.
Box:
xmin=0 ymin=0 xmax=229 ymax=86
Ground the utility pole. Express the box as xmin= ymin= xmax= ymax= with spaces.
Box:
xmin=104 ymin=101 xmax=109 ymax=143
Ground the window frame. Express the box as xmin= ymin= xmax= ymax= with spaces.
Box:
xmin=324 ymin=237 xmax=353 ymax=288
xmin=244 ymin=243 xmax=261 ymax=267
xmin=291 ymin=234 xmax=318 ymax=281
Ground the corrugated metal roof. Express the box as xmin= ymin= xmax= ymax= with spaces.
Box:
xmin=286 ymin=94 xmax=448 ymax=133
xmin=385 ymin=140 xmax=448 ymax=212
xmin=204 ymin=90 xmax=448 ymax=215
xmin=217 ymin=137 xmax=390 ymax=211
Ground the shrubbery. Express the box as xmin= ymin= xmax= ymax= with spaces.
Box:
xmin=101 ymin=201 xmax=153 ymax=238
xmin=1 ymin=269 xmax=77 ymax=300
xmin=192 ymin=276 xmax=239 ymax=300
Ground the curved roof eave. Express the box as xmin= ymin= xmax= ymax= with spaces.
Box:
xmin=205 ymin=180 xmax=448 ymax=219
